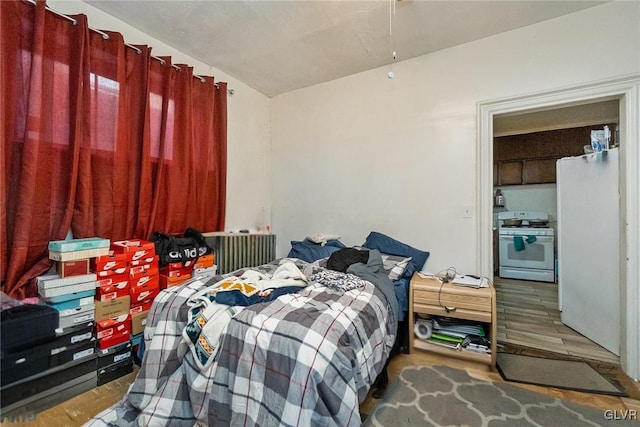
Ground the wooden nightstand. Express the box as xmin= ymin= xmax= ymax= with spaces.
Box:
xmin=408 ymin=273 xmax=497 ymax=367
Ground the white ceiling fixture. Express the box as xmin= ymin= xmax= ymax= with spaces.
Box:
xmin=83 ymin=0 xmax=606 ymax=97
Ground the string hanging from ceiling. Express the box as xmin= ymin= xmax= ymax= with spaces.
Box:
xmin=388 ymin=0 xmax=397 ymax=79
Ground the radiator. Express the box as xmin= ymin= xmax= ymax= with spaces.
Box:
xmin=203 ymin=232 xmax=276 ymax=274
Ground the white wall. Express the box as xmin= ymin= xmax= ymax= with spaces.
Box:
xmin=49 ymin=0 xmax=272 ymax=234
xmin=494 ymin=184 xmax=557 ymax=223
xmin=271 ymin=2 xmax=640 ymax=272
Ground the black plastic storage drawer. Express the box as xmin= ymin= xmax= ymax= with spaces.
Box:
xmin=1 ymin=304 xmax=59 ymax=350
xmin=0 ymin=358 xmax=97 ymax=409
xmin=0 ymin=341 xmax=52 ymax=385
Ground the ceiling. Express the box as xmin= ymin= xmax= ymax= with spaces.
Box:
xmin=84 ymin=0 xmax=606 ymax=97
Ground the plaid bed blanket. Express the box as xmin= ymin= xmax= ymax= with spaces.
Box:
xmin=84 ymin=258 xmax=396 ymax=427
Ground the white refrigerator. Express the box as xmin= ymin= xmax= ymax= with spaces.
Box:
xmin=556 ymin=148 xmax=619 ymax=355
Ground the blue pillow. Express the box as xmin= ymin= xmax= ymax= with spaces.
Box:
xmin=287 ymin=239 xmax=346 ymax=263
xmin=362 ymin=231 xmax=429 ymax=273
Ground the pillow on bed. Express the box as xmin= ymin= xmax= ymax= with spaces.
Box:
xmin=352 ymin=246 xmax=411 ymax=281
xmin=380 ymin=253 xmax=412 ymax=281
xmin=287 ymin=239 xmax=345 ymax=263
xmin=362 ymin=231 xmax=430 ymax=273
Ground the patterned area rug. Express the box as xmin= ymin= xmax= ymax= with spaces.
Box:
xmin=363 ymin=365 xmax=638 ymax=427
xmin=499 ymin=342 xmax=640 ymax=400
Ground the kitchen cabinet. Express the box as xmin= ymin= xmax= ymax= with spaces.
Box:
xmin=493 ymin=123 xmax=614 ymax=185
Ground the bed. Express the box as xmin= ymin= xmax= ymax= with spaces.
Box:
xmin=86 ymin=232 xmax=428 ymax=426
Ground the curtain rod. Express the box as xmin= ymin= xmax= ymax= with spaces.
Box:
xmin=23 ymin=0 xmax=234 ymax=96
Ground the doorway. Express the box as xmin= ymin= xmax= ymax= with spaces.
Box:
xmin=477 ymin=74 xmax=640 ymax=380
xmin=491 ymin=112 xmax=619 ymax=358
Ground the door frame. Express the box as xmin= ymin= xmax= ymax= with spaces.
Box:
xmin=477 ymin=74 xmax=640 ymax=380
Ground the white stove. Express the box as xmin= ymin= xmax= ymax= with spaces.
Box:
xmin=497 ymin=211 xmax=555 ymax=282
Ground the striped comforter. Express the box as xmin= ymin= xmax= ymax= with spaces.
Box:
xmin=85 ymin=258 xmax=396 ymax=427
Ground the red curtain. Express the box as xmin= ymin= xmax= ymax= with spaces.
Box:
xmin=1 ymin=0 xmax=227 ymax=299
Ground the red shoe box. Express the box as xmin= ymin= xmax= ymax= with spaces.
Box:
xmin=193 ymin=254 xmax=215 ymax=270
xmin=96 ymin=314 xmax=130 ymax=339
xmin=56 ymin=259 xmax=90 ymax=278
xmin=96 ymin=273 xmax=129 ymax=288
xmin=91 ymin=252 xmax=129 ymax=277
xmin=97 ymin=329 xmax=130 ymax=350
xmin=130 ymin=299 xmax=153 ymax=315
xmin=96 ymin=315 xmax=131 ymax=350
xmin=111 ymin=240 xmax=156 ymax=263
xmin=159 ymin=266 xmax=192 ymax=279
xmin=130 ymin=281 xmax=159 ymax=305
xmin=130 ymin=267 xmax=159 ymax=289
xmin=129 ymin=255 xmax=159 ymax=267
xmin=95 ymin=280 xmax=130 ymax=302
xmin=166 ymin=260 xmax=194 ymax=270
xmin=159 ymin=274 xmax=190 ymax=290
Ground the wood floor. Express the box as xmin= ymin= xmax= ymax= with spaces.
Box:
xmin=494 ymin=277 xmax=619 ymax=364
xmin=3 ymin=352 xmax=638 ymax=427
xmin=3 ymin=278 xmax=639 ymax=426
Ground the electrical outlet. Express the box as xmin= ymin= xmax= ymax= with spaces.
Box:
xmin=463 ymin=206 xmax=473 ymax=218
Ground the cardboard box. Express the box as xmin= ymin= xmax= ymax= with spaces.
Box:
xmin=47 ymin=294 xmax=95 ymax=311
xmin=131 ymin=310 xmax=149 ymax=336
xmin=49 ymin=247 xmax=110 ymax=262
xmin=50 ymin=322 xmax=94 ymax=349
xmin=95 ymin=315 xmax=131 ymax=340
xmin=97 ymin=341 xmax=132 ymax=369
xmin=193 ymin=265 xmax=217 ymax=276
xmin=129 ymin=255 xmax=159 ymax=267
xmin=91 ymin=252 xmax=129 ymax=277
xmin=130 ymin=283 xmax=159 ymax=305
xmin=160 ymin=274 xmax=190 ymax=290
xmin=166 ymin=260 xmax=194 ymax=270
xmin=56 ymin=259 xmax=90 ymax=278
xmin=94 ymin=296 xmax=130 ymax=322
xmin=38 ymin=280 xmax=97 ymax=299
xmin=49 ymin=340 xmax=96 ymax=368
xmin=130 ymin=267 xmax=159 ymax=289
xmin=37 ymin=273 xmax=97 ymax=291
xmin=193 ymin=254 xmax=215 ymax=270
xmin=97 ymin=359 xmax=133 ymax=385
xmin=95 ymin=280 xmax=130 ymax=302
xmin=58 ymin=304 xmax=95 ymax=330
xmin=43 ymin=289 xmax=95 ymax=305
xmin=96 ymin=273 xmax=129 ymax=289
xmin=111 ymin=240 xmax=156 ymax=262
xmin=159 ymin=266 xmax=192 ymax=279
xmin=97 ymin=329 xmax=130 ymax=350
xmin=130 ymin=299 xmax=154 ymax=315
xmin=48 ymin=238 xmax=109 ymax=253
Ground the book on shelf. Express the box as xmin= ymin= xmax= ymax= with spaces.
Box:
xmin=425 ymin=337 xmax=461 ymax=350
xmin=430 ymin=333 xmax=463 ymax=343
xmin=460 ymin=344 xmax=491 ymax=354
xmin=432 ymin=317 xmax=486 ymax=337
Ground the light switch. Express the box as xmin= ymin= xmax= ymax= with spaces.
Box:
xmin=463 ymin=206 xmax=473 ymax=218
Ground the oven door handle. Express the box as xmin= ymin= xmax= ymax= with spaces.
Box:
xmin=499 ymin=235 xmax=554 ymax=241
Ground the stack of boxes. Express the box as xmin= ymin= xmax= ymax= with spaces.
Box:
xmin=92 ymin=249 xmax=132 ymax=385
xmin=159 ymin=253 xmax=216 ymax=289
xmin=1 ymin=236 xmax=215 ymax=417
xmin=94 ymin=240 xmax=159 ymax=374
xmin=192 ymin=253 xmax=216 ymax=276
xmin=0 ymin=237 xmax=109 ymax=418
